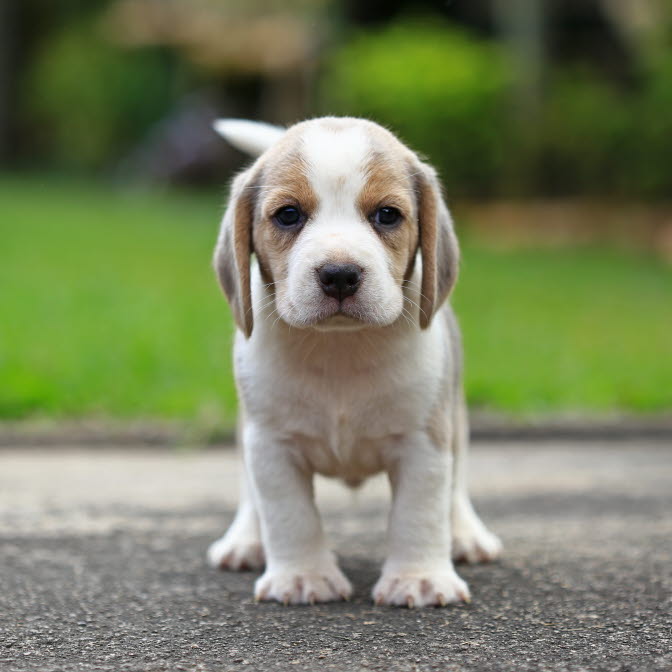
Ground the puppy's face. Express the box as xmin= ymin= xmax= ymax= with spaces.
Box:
xmin=254 ymin=121 xmax=419 ymax=330
xmin=215 ymin=117 xmax=459 ymax=336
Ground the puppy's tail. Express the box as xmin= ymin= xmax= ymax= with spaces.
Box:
xmin=213 ymin=118 xmax=285 ymax=157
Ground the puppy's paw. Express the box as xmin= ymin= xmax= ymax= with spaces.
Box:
xmin=207 ymin=535 xmax=265 ymax=571
xmin=372 ymin=568 xmax=470 ymax=608
xmin=452 ymin=526 xmax=502 ymax=565
xmin=254 ymin=563 xmax=352 ymax=605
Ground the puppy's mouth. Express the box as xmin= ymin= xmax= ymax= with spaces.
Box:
xmin=309 ymin=293 xmax=403 ymax=331
xmin=312 ymin=313 xmax=363 ymax=332
xmin=280 ymin=286 xmax=402 ymax=330
xmin=311 ymin=297 xmax=366 ymax=331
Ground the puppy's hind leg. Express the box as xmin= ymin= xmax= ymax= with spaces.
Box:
xmin=207 ymin=420 xmax=265 ymax=571
xmin=451 ymin=394 xmax=503 ymax=564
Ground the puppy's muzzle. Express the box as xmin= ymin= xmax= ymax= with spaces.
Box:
xmin=318 ymin=263 xmax=362 ymax=301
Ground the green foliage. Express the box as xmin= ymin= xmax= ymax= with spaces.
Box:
xmin=18 ymin=10 xmax=672 ymax=196
xmin=2 ymin=176 xmax=671 ymax=425
xmin=531 ymin=70 xmax=633 ymax=195
xmin=320 ymin=18 xmax=513 ymax=196
xmin=320 ymin=16 xmax=672 ymax=198
xmin=625 ymin=54 xmax=672 ymax=196
xmin=528 ymin=59 xmax=672 ymax=196
xmin=25 ymin=21 xmax=176 ymax=168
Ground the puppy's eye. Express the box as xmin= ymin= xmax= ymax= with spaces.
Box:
xmin=374 ymin=207 xmax=401 ymax=228
xmin=274 ymin=206 xmax=303 ymax=229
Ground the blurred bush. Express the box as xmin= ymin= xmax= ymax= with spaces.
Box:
xmin=531 ymin=58 xmax=672 ymax=197
xmin=320 ymin=18 xmax=513 ymax=196
xmin=25 ymin=20 xmax=177 ymax=169
xmin=19 ymin=10 xmax=672 ymax=197
xmin=530 ymin=69 xmax=633 ymax=196
xmin=628 ymin=54 xmax=672 ymax=196
xmin=320 ymin=16 xmax=672 ymax=198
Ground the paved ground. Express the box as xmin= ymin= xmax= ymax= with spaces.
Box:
xmin=0 ymin=441 xmax=670 ymax=672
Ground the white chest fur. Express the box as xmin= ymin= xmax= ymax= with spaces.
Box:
xmin=233 ymin=271 xmax=451 ymax=483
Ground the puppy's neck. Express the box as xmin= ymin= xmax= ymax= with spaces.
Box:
xmin=256 ymin=305 xmax=419 ymax=380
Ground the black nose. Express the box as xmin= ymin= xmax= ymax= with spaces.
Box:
xmin=318 ymin=263 xmax=362 ymax=300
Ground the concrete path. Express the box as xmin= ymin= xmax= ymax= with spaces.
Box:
xmin=0 ymin=441 xmax=670 ymax=671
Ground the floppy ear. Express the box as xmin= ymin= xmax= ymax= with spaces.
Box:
xmin=415 ymin=163 xmax=460 ymax=329
xmin=213 ymin=168 xmax=257 ymax=337
xmin=213 ymin=119 xmax=285 ymax=157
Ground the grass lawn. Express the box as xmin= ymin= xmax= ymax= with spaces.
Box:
xmin=1 ymin=175 xmax=671 ymax=428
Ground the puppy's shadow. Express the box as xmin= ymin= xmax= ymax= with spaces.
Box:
xmin=323 ymin=506 xmax=387 ymax=601
xmin=337 ymin=555 xmax=383 ymax=603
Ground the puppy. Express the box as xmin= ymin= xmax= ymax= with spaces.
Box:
xmin=207 ymin=117 xmax=501 ymax=607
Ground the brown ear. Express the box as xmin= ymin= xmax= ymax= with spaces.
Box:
xmin=415 ymin=163 xmax=460 ymax=329
xmin=213 ymin=168 xmax=257 ymax=337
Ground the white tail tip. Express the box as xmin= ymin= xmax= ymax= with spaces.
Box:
xmin=213 ymin=119 xmax=285 ymax=157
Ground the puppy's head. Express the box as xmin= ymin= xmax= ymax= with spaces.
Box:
xmin=214 ymin=117 xmax=458 ymax=337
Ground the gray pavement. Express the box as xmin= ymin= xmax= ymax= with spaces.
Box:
xmin=0 ymin=441 xmax=670 ymax=672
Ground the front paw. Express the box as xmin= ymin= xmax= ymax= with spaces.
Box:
xmin=255 ymin=562 xmax=352 ymax=605
xmin=372 ymin=567 xmax=470 ymax=607
xmin=207 ymin=535 xmax=265 ymax=571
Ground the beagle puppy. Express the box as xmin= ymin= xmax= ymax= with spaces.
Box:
xmin=207 ymin=117 xmax=502 ymax=607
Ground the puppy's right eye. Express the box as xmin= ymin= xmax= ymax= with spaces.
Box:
xmin=274 ymin=206 xmax=303 ymax=229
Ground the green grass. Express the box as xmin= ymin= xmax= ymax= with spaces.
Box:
xmin=1 ymin=175 xmax=671 ymax=426
xmin=454 ymin=244 xmax=672 ymax=413
xmin=0 ymin=176 xmax=236 ymax=426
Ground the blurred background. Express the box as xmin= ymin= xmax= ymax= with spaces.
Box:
xmin=1 ymin=0 xmax=671 ymax=436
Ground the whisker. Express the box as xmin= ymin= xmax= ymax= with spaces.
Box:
xmin=301 ymin=336 xmax=320 ymax=367
xmin=263 ymin=308 xmax=280 ymax=325
xmin=403 ymin=294 xmax=428 ymax=321
xmin=402 ymin=280 xmax=431 ymax=305
xmin=400 ymin=306 xmax=414 ymax=327
xmin=246 ymin=295 xmax=276 ymax=317
xmin=253 ymin=301 xmax=276 ymax=317
xmin=397 ymin=307 xmax=408 ymax=325
xmin=403 ymin=295 xmax=421 ymax=310
xmin=241 ymin=184 xmax=287 ymax=191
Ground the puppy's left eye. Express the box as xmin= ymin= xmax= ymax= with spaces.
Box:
xmin=374 ymin=207 xmax=401 ymax=227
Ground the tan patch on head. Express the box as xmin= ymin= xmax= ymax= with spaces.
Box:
xmin=259 ymin=145 xmax=318 ymax=220
xmin=251 ymin=145 xmax=318 ymax=285
xmin=357 ymin=150 xmax=419 ymax=283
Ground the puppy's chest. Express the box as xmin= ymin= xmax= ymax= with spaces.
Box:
xmin=270 ymin=377 xmax=413 ymax=478
xmin=237 ymin=346 xmax=442 ymax=479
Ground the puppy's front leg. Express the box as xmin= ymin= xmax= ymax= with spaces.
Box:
xmin=373 ymin=433 xmax=470 ymax=607
xmin=246 ymin=424 xmax=352 ymax=605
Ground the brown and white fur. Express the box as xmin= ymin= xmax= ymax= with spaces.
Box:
xmin=207 ymin=117 xmax=502 ymax=607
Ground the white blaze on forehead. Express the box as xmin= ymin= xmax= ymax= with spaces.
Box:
xmin=301 ymin=123 xmax=370 ymax=217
